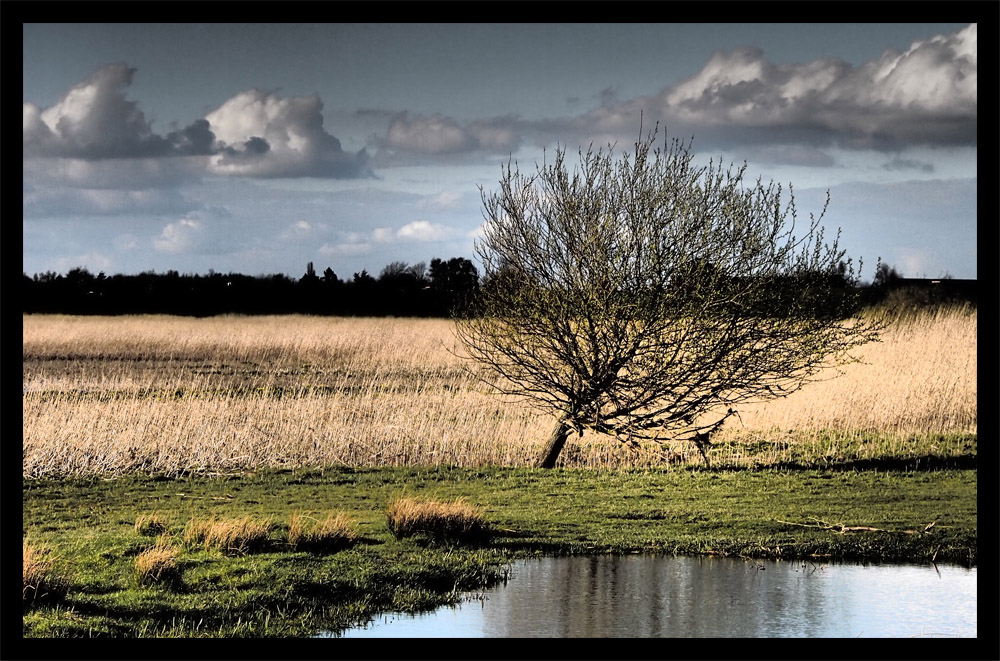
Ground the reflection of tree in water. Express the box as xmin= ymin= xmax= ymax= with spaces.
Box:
xmin=481 ymin=556 xmax=851 ymax=638
xmin=330 ymin=558 xmax=975 ymax=637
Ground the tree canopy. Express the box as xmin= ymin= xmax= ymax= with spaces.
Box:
xmin=458 ymin=126 xmax=884 ymax=468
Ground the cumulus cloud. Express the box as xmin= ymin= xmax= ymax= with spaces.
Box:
xmin=23 ymin=63 xmax=373 ymax=179
xmin=205 ymin=89 xmax=372 ymax=178
xmin=154 ymin=218 xmax=207 ymax=254
xmin=325 ymin=221 xmax=456 ymax=256
xmin=279 ymin=220 xmax=321 ymax=241
xmin=396 ymin=220 xmax=452 ymax=241
xmin=153 ymin=209 xmax=232 ymax=255
xmin=579 ymin=23 xmax=977 ymax=152
xmin=23 ymin=63 xmax=173 ymax=159
xmin=372 ymin=221 xmax=452 ymax=242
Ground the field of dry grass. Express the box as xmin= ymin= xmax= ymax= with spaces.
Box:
xmin=22 ymin=306 xmax=976 ymax=478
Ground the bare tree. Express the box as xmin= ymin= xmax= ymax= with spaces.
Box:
xmin=457 ymin=126 xmax=884 ymax=468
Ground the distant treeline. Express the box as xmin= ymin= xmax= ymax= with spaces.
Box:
xmin=21 ymin=258 xmax=480 ymax=317
xmin=22 ymin=259 xmax=976 ymax=317
xmin=861 ymin=277 xmax=977 ymax=310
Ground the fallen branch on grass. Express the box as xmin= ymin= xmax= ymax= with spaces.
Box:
xmin=776 ymin=517 xmax=937 ymax=535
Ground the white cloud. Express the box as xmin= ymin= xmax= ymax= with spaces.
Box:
xmin=556 ymin=23 xmax=978 ymax=154
xmin=23 ymin=64 xmax=373 ymax=180
xmin=859 ymin=24 xmax=977 ymax=113
xmin=205 ymin=89 xmax=371 ymax=178
xmin=365 ymin=221 xmax=455 ymax=243
xmin=396 ymin=220 xmax=450 ymax=241
xmin=154 ymin=218 xmax=205 ymax=254
xmin=23 ymin=63 xmax=173 ymax=160
xmin=279 ymin=220 xmax=318 ymax=241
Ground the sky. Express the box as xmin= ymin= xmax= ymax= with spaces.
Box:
xmin=23 ymin=22 xmax=978 ymax=281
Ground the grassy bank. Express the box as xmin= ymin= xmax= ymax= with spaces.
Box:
xmin=23 ymin=465 xmax=976 ymax=638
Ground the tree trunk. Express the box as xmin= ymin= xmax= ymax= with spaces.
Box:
xmin=536 ymin=419 xmax=573 ymax=468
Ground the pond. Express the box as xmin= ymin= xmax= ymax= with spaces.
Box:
xmin=325 ymin=555 xmax=976 ymax=638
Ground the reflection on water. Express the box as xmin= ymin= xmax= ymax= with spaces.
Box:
xmin=327 ymin=555 xmax=976 ymax=638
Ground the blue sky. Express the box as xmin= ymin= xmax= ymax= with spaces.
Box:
xmin=23 ymin=22 xmax=978 ymax=280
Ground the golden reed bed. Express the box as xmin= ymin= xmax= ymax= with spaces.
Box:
xmin=23 ymin=307 xmax=976 ymax=477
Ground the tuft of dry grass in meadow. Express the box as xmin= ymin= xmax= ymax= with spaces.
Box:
xmin=23 ymin=539 xmax=68 ymax=609
xmin=134 ymin=535 xmax=182 ymax=586
xmin=134 ymin=513 xmax=169 ymax=537
xmin=23 ymin=307 xmax=976 ymax=476
xmin=386 ymin=497 xmax=489 ymax=542
xmin=182 ymin=516 xmax=273 ymax=555
xmin=287 ymin=512 xmax=358 ymax=552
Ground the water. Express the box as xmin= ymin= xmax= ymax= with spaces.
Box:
xmin=326 ymin=555 xmax=976 ymax=638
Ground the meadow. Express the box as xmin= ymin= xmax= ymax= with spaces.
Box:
xmin=21 ymin=306 xmax=977 ymax=639
xmin=23 ymin=305 xmax=977 ymax=478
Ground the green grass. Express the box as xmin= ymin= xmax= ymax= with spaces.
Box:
xmin=22 ymin=464 xmax=976 ymax=638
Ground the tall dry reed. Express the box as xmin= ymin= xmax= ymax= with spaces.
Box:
xmin=23 ymin=307 xmax=976 ymax=477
